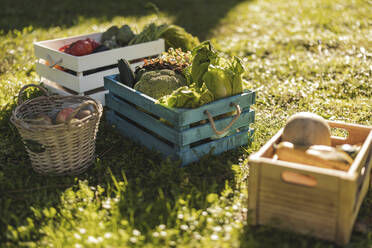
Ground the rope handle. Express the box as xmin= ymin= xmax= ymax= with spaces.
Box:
xmin=17 ymin=84 xmax=49 ymax=106
xmin=65 ymin=100 xmax=100 ymax=124
xmin=46 ymin=54 xmax=63 ymax=68
xmin=204 ymin=102 xmax=241 ymax=135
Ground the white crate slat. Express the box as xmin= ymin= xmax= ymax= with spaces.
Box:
xmin=34 ymin=34 xmax=164 ymax=72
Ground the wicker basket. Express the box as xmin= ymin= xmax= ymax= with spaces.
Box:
xmin=11 ymin=84 xmax=103 ymax=175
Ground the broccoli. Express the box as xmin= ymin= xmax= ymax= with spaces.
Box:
xmin=133 ymin=69 xmax=187 ymax=99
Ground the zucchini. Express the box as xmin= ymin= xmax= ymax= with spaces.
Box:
xmin=118 ymin=59 xmax=135 ymax=88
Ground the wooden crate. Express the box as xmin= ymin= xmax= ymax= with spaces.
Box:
xmin=104 ymin=74 xmax=256 ymax=166
xmin=248 ymin=121 xmax=372 ymax=245
xmin=34 ymin=32 xmax=165 ymax=105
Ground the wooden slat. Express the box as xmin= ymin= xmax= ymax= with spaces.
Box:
xmin=177 ymin=90 xmax=256 ymax=126
xmin=36 ymin=62 xmax=80 ymax=92
xmin=179 ymin=128 xmax=253 ymax=165
xmin=247 ymin=161 xmax=260 ymax=225
xmin=104 ymin=75 xmax=180 ymax=125
xmin=106 ymin=110 xmax=176 ymax=158
xmin=260 ymin=162 xmax=340 ymax=192
xmin=260 ymin=188 xmax=337 ymax=215
xmin=34 ymin=33 xmax=164 ymax=72
xmin=79 ymin=68 xmax=118 ymax=92
xmin=106 ymin=93 xmax=179 ymax=144
xmin=259 ymin=206 xmax=336 ymax=240
xmin=180 ymin=110 xmax=255 ymax=146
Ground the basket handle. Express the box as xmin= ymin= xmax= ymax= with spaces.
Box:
xmin=17 ymin=84 xmax=49 ymax=106
xmin=65 ymin=100 xmax=100 ymax=124
xmin=204 ymin=102 xmax=241 ymax=135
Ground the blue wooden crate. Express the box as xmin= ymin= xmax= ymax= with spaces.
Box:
xmin=104 ymin=74 xmax=256 ymax=166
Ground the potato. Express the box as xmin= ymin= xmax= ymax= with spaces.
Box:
xmin=75 ymin=109 xmax=92 ymax=119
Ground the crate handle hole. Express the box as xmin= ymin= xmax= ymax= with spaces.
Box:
xmin=281 ymin=171 xmax=317 ymax=187
xmin=331 ymin=127 xmax=349 ymax=140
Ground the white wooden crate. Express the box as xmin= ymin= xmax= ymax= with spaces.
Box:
xmin=34 ymin=33 xmax=165 ymax=105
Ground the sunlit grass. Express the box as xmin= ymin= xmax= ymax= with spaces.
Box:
xmin=0 ymin=0 xmax=371 ymax=247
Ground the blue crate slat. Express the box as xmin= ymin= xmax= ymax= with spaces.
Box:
xmin=179 ymin=128 xmax=254 ymax=165
xmin=180 ymin=110 xmax=255 ymax=146
xmin=107 ymin=109 xmax=254 ymax=166
xmin=104 ymin=75 xmax=180 ymax=126
xmin=177 ymin=91 xmax=256 ymax=126
xmin=106 ymin=110 xmax=176 ymax=158
xmin=106 ymin=93 xmax=180 ymax=144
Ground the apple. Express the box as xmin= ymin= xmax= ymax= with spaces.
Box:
xmin=55 ymin=107 xmax=75 ymax=124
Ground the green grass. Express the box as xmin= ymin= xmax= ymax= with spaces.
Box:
xmin=1 ymin=0 xmax=371 ymax=247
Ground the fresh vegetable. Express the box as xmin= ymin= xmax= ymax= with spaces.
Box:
xmin=62 ymin=38 xmax=99 ymax=56
xmin=129 ymin=23 xmax=168 ymax=45
xmin=275 ymin=141 xmax=352 ymax=171
xmin=133 ymin=69 xmax=187 ymax=99
xmin=118 ymin=58 xmax=135 ymax=87
xmin=128 ymin=23 xmax=199 ymax=51
xmin=156 ymin=41 xmax=247 ymax=109
xmin=282 ymin=112 xmax=331 ymax=147
xmin=160 ymin=25 xmax=200 ymax=51
xmin=190 ymin=41 xmax=246 ymax=100
xmin=101 ymin=25 xmax=119 ymax=42
xmin=55 ymin=108 xmax=75 ymax=124
xmin=75 ymin=109 xmax=92 ymax=119
xmin=134 ymin=48 xmax=191 ymax=75
xmin=158 ymin=83 xmax=214 ymax=109
xmin=116 ymin=25 xmax=135 ymax=46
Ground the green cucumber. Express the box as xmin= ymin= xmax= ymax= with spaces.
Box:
xmin=118 ymin=59 xmax=135 ymax=88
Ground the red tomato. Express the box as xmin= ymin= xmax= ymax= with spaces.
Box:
xmin=65 ymin=40 xmax=93 ymax=56
xmin=86 ymin=38 xmax=100 ymax=50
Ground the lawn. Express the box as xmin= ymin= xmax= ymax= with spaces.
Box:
xmin=0 ymin=0 xmax=371 ymax=247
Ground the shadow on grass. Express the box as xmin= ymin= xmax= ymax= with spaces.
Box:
xmin=0 ymin=89 xmax=246 ymax=242
xmin=1 ymin=0 xmax=251 ymax=40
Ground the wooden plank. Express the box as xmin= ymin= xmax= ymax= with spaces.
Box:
xmin=79 ymin=68 xmax=119 ymax=92
xmin=179 ymin=128 xmax=253 ymax=165
xmin=260 ymin=175 xmax=338 ymax=202
xmin=259 ymin=206 xmax=336 ymax=240
xmin=36 ymin=62 xmax=81 ymax=92
xmin=177 ymin=90 xmax=256 ymax=126
xmin=180 ymin=110 xmax=255 ymax=146
xmin=260 ymin=188 xmax=338 ymax=215
xmin=260 ymin=162 xmax=340 ymax=192
xmin=104 ymin=75 xmax=179 ymax=125
xmin=78 ymin=39 xmax=165 ymax=72
xmin=106 ymin=110 xmax=176 ymax=159
xmin=106 ymin=93 xmax=179 ymax=144
xmin=247 ymin=161 xmax=260 ymax=225
xmin=260 ymin=202 xmax=336 ymax=228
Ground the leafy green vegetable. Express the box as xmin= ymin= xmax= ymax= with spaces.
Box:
xmin=157 ymin=83 xmax=214 ymax=108
xmin=128 ymin=23 xmax=199 ymax=52
xmin=133 ymin=69 xmax=187 ymax=99
xmin=116 ymin=25 xmax=135 ymax=46
xmin=160 ymin=25 xmax=200 ymax=51
xmin=190 ymin=41 xmax=246 ymax=100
